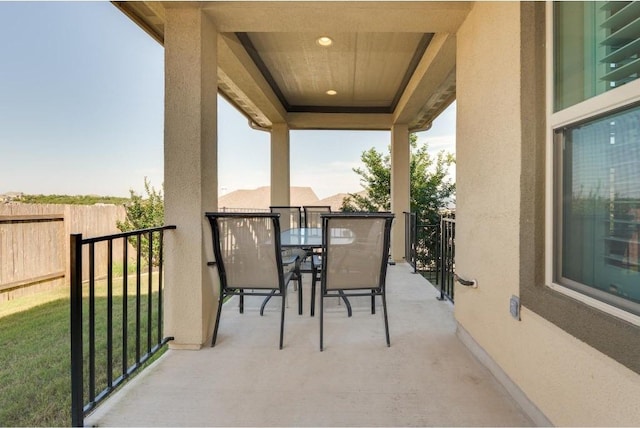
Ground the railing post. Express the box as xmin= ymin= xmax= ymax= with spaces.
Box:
xmin=450 ymin=220 xmax=456 ymax=301
xmin=403 ymin=212 xmax=408 ymax=264
xmin=70 ymin=233 xmax=84 ymax=427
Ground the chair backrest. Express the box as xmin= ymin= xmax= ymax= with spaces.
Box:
xmin=304 ymin=205 xmax=332 ymax=228
xmin=205 ymin=212 xmax=285 ymax=291
xmin=321 ymin=213 xmax=394 ymax=290
xmin=270 ymin=206 xmax=302 ymax=231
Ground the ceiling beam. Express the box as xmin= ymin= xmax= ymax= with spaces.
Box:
xmin=218 ymin=32 xmax=288 ymax=125
xmin=201 ymin=2 xmax=472 ymax=33
xmin=393 ymin=33 xmax=457 ymax=129
xmin=286 ymin=112 xmax=393 ymax=130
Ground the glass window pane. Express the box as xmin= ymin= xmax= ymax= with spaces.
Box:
xmin=558 ymin=104 xmax=640 ymax=315
xmin=554 ymin=1 xmax=640 ymax=111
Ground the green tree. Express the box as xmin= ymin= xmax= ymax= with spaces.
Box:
xmin=341 ymin=133 xmax=455 ymax=225
xmin=116 ymin=178 xmax=165 ymax=266
xmin=341 ymin=134 xmax=455 ymax=270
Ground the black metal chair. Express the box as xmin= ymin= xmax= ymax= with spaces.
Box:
xmin=303 ymin=205 xmax=332 ymax=228
xmin=205 ymin=212 xmax=301 ymax=349
xmin=319 ymin=212 xmax=394 ymax=351
xmin=270 ymin=206 xmax=303 ymax=230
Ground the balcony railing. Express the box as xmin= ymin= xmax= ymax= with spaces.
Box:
xmin=70 ymin=225 xmax=175 ymax=427
xmin=438 ymin=217 xmax=455 ymax=302
xmin=404 ymin=212 xmax=456 ymax=302
xmin=403 ymin=212 xmax=418 ymax=272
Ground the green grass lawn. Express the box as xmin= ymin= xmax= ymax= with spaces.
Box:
xmin=0 ymin=275 xmax=166 ymax=427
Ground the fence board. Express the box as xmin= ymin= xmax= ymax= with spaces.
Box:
xmin=0 ymin=203 xmax=127 ymax=300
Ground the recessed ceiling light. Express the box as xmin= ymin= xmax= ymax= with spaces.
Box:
xmin=317 ymin=36 xmax=333 ymax=47
xmin=326 ymin=89 xmax=337 ymax=96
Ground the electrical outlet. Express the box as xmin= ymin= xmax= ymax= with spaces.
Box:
xmin=510 ymin=295 xmax=520 ymax=320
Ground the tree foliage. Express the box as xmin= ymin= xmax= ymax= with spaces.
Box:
xmin=341 ymin=134 xmax=455 ymax=270
xmin=341 ymin=133 xmax=455 ymax=225
xmin=116 ymin=178 xmax=164 ymax=266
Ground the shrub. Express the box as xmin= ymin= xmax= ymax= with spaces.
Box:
xmin=116 ymin=178 xmax=164 ymax=267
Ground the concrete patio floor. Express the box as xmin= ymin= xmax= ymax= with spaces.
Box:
xmin=86 ymin=262 xmax=535 ymax=427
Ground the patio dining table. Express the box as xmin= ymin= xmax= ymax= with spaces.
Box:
xmin=280 ymin=227 xmax=323 ymax=248
xmin=280 ymin=227 xmax=354 ymax=248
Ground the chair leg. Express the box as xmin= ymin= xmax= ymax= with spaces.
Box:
xmin=310 ymin=269 xmax=317 ymax=317
xmin=260 ymin=291 xmax=277 ymax=316
xmin=298 ymin=275 xmax=303 ymax=315
xmin=371 ymin=291 xmax=376 ymax=314
xmin=279 ymin=291 xmax=286 ymax=350
xmin=319 ymin=291 xmax=324 ymax=351
xmin=382 ymin=291 xmax=390 ymax=347
xmin=211 ymin=292 xmax=225 ymax=347
xmin=338 ymin=290 xmax=353 ymax=317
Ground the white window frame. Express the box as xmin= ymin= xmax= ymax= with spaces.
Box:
xmin=545 ymin=1 xmax=640 ymax=326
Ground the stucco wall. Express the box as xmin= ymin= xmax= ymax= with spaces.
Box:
xmin=455 ymin=3 xmax=640 ymax=426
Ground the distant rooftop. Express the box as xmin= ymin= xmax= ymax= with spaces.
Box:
xmin=218 ymin=186 xmax=354 ymax=211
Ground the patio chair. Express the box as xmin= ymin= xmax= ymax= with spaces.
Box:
xmin=319 ymin=212 xmax=394 ymax=351
xmin=269 ymin=205 xmax=309 ymax=263
xmin=303 ymin=205 xmax=332 ymax=228
xmin=205 ymin=212 xmax=301 ymax=349
xmin=270 ymin=206 xmax=303 ymax=231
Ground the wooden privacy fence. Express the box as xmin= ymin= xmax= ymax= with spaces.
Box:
xmin=0 ymin=204 xmax=127 ymax=300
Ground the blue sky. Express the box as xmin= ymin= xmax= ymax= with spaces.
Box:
xmin=0 ymin=1 xmax=455 ymax=200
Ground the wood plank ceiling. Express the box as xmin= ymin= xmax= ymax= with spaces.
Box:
xmin=238 ymin=32 xmax=433 ymax=112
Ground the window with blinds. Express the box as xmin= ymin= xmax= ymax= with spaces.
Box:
xmin=555 ymin=103 xmax=640 ymax=316
xmin=553 ymin=2 xmax=640 ymax=318
xmin=554 ymin=1 xmax=640 ymax=111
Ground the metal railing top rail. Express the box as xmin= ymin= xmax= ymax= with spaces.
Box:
xmin=81 ymin=225 xmax=176 ymax=244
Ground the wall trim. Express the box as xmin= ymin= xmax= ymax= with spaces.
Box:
xmin=456 ymin=323 xmax=553 ymax=427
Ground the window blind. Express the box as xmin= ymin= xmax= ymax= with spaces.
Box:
xmin=600 ymin=1 xmax=640 ymax=87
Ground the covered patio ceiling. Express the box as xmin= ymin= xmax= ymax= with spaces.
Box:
xmin=114 ymin=1 xmax=471 ymax=130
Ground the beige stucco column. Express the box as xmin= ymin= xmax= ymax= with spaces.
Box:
xmin=164 ymin=7 xmax=218 ymax=349
xmin=270 ymin=123 xmax=291 ymax=206
xmin=390 ymin=124 xmax=410 ymax=261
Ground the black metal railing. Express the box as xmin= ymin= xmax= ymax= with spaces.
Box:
xmin=438 ymin=217 xmax=456 ymax=302
xmin=403 ymin=212 xmax=418 ymax=272
xmin=402 ymin=213 xmax=439 ymax=278
xmin=416 ymin=223 xmax=440 ymax=282
xmin=70 ymin=225 xmax=176 ymax=427
xmin=403 ymin=212 xmax=456 ymax=301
